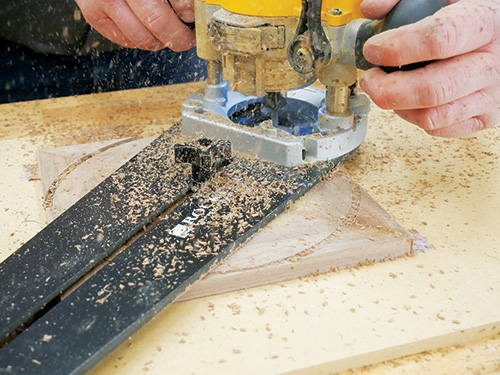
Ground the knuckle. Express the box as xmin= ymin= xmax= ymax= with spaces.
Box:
xmin=144 ymin=9 xmax=169 ymax=33
xmin=415 ymin=76 xmax=453 ymax=108
xmin=424 ymin=5 xmax=471 ymax=59
xmin=422 ymin=107 xmax=442 ymax=131
xmin=403 ymin=108 xmax=440 ymax=131
xmin=94 ymin=16 xmax=114 ymax=29
xmin=476 ymin=116 xmax=489 ymax=131
xmin=426 ymin=21 xmax=458 ymax=59
xmin=103 ymin=0 xmax=123 ymax=11
xmin=469 ymin=117 xmax=488 ymax=134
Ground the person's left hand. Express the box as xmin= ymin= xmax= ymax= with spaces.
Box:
xmin=75 ymin=0 xmax=195 ymax=52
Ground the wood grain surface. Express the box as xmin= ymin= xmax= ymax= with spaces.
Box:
xmin=1 ymin=82 xmax=499 ymax=375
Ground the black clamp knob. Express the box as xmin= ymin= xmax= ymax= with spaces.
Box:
xmin=174 ymin=138 xmax=232 ymax=184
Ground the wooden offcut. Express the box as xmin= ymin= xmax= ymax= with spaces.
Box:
xmin=37 ymin=138 xmax=416 ymax=301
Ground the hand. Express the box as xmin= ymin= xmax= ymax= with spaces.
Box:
xmin=75 ymin=0 xmax=195 ymax=52
xmin=359 ymin=0 xmax=500 ymax=137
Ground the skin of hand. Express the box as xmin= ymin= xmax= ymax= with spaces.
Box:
xmin=359 ymin=0 xmax=500 ymax=137
xmin=74 ymin=0 xmax=195 ymax=52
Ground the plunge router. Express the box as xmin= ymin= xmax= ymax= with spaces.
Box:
xmin=183 ymin=0 xmax=369 ymax=166
xmin=182 ymin=0 xmax=447 ymax=165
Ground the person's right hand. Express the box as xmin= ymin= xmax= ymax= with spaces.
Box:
xmin=75 ymin=0 xmax=195 ymax=52
xmin=359 ymin=0 xmax=500 ymax=137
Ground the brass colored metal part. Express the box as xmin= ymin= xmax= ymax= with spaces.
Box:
xmin=326 ymin=85 xmax=349 ymax=115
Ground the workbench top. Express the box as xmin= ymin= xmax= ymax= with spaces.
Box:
xmin=1 ymin=82 xmax=499 ymax=374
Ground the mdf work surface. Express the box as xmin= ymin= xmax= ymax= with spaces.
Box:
xmin=0 ymin=83 xmax=499 ymax=375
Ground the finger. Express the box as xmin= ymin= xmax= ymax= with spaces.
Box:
xmin=75 ymin=0 xmax=137 ymax=48
xmin=168 ymin=0 xmax=195 ymax=23
xmin=425 ymin=112 xmax=500 ymax=137
xmin=360 ymin=0 xmax=401 ymax=19
xmin=363 ymin=0 xmax=499 ymax=67
xmin=125 ymin=0 xmax=195 ymax=52
xmin=77 ymin=0 xmax=165 ymax=50
xmin=359 ymin=51 xmax=500 ymax=110
xmin=102 ymin=0 xmax=165 ymax=51
xmin=394 ymin=85 xmax=500 ymax=132
xmin=88 ymin=15 xmax=136 ymax=48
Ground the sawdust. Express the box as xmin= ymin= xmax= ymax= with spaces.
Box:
xmin=41 ymin=334 xmax=52 ymax=343
xmin=43 ymin=138 xmax=134 ymax=210
xmin=204 ymin=164 xmax=370 ymax=276
xmin=134 ymin=145 xmax=327 ymax=287
xmin=78 ymin=123 xmax=335 ymax=316
xmin=227 ymin=303 xmax=241 ymax=315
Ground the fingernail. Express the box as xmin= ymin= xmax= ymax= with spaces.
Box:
xmin=181 ymin=10 xmax=195 ymax=23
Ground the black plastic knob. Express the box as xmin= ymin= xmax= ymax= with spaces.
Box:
xmin=355 ymin=0 xmax=448 ymax=72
